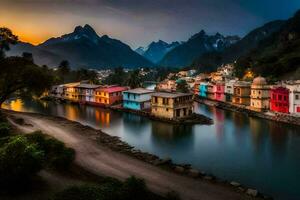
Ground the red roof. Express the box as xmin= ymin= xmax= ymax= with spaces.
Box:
xmin=97 ymin=86 xmax=128 ymax=93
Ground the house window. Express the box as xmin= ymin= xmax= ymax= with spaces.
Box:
xmin=296 ymin=95 xmax=299 ymax=100
xmin=166 ymin=108 xmax=169 ymax=112
xmin=278 ymin=95 xmax=282 ymax=101
xmin=284 ymin=95 xmax=287 ymax=101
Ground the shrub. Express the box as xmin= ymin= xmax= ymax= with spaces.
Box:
xmin=118 ymin=176 xmax=150 ymax=200
xmin=52 ymin=184 xmax=104 ymax=200
xmin=0 ymin=122 xmax=10 ymax=137
xmin=52 ymin=176 xmax=164 ymax=200
xmin=0 ymin=136 xmax=44 ymax=191
xmin=0 ymin=111 xmax=7 ymax=122
xmin=166 ymin=191 xmax=181 ymax=200
xmin=26 ymin=131 xmax=75 ymax=170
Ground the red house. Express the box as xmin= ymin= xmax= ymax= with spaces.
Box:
xmin=94 ymin=86 xmax=129 ymax=106
xmin=270 ymin=87 xmax=289 ymax=113
xmin=213 ymin=82 xmax=225 ymax=102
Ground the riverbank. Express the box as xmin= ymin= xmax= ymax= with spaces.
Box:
xmin=3 ymin=110 xmax=265 ymax=200
xmin=195 ymin=97 xmax=300 ymax=126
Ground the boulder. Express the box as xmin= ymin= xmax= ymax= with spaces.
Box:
xmin=161 ymin=157 xmax=172 ymax=165
xmin=246 ymin=188 xmax=258 ymax=197
xmin=174 ymin=166 xmax=185 ymax=173
xmin=230 ymin=181 xmax=241 ymax=187
xmin=203 ymin=176 xmax=213 ymax=180
xmin=188 ymin=169 xmax=200 ymax=178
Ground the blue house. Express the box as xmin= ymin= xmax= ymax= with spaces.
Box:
xmin=199 ymin=82 xmax=208 ymax=98
xmin=122 ymin=88 xmax=154 ymax=110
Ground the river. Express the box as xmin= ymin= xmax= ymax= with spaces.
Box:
xmin=2 ymin=98 xmax=300 ymax=200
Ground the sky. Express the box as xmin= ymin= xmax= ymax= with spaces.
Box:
xmin=1 ymin=0 xmax=300 ymax=49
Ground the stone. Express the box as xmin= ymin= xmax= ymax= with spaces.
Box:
xmin=160 ymin=157 xmax=172 ymax=165
xmin=246 ymin=188 xmax=258 ymax=197
xmin=188 ymin=169 xmax=200 ymax=178
xmin=174 ymin=166 xmax=185 ymax=173
xmin=230 ymin=181 xmax=241 ymax=187
xmin=203 ymin=175 xmax=213 ymax=180
xmin=238 ymin=187 xmax=245 ymax=192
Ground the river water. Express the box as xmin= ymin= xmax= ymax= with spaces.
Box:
xmin=2 ymin=98 xmax=300 ymax=199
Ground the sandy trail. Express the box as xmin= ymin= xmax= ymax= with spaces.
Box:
xmin=7 ymin=111 xmax=255 ymax=200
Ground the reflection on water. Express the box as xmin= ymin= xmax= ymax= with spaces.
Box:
xmin=2 ymin=98 xmax=300 ymax=199
xmin=2 ymin=99 xmax=24 ymax=112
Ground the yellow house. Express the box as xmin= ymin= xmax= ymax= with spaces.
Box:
xmin=63 ymin=82 xmax=81 ymax=102
xmin=151 ymin=92 xmax=193 ymax=119
xmin=232 ymin=81 xmax=251 ymax=106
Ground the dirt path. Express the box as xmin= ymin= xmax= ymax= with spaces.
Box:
xmin=7 ymin=111 xmax=256 ymax=200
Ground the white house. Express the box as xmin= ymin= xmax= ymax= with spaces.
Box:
xmin=225 ymin=79 xmax=238 ymax=102
xmin=285 ymin=82 xmax=300 ymax=115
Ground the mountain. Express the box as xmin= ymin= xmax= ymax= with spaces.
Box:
xmin=136 ymin=40 xmax=180 ymax=63
xmin=135 ymin=47 xmax=146 ymax=55
xmin=191 ymin=20 xmax=285 ymax=72
xmin=234 ymin=11 xmax=300 ymax=79
xmin=7 ymin=24 xmax=153 ymax=69
xmin=158 ymin=31 xmax=240 ymax=67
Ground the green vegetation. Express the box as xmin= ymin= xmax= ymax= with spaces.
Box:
xmin=0 ymin=122 xmax=10 ymax=137
xmin=26 ymin=131 xmax=75 ymax=170
xmin=0 ymin=136 xmax=44 ymax=191
xmin=235 ymin=10 xmax=300 ymax=79
xmin=0 ymin=27 xmax=18 ymax=59
xmin=52 ymin=176 xmax=169 ymax=200
xmin=0 ymin=27 xmax=54 ymax=107
xmin=0 ymin=114 xmax=75 ymax=193
xmin=125 ymin=69 xmax=142 ymax=88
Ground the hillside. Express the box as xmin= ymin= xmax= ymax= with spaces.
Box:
xmin=234 ymin=11 xmax=300 ymax=79
xmin=191 ymin=20 xmax=285 ymax=72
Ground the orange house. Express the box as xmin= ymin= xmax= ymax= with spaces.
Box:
xmin=94 ymin=86 xmax=128 ymax=106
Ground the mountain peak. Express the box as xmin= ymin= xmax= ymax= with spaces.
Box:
xmin=73 ymin=24 xmax=98 ymax=38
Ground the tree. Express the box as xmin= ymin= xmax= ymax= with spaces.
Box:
xmin=57 ymin=60 xmax=71 ymax=83
xmin=22 ymin=52 xmax=34 ymax=63
xmin=75 ymin=68 xmax=98 ymax=84
xmin=0 ymin=136 xmax=44 ymax=190
xmin=126 ymin=70 xmax=142 ymax=89
xmin=176 ymin=79 xmax=190 ymax=93
xmin=0 ymin=55 xmax=53 ymax=106
xmin=0 ymin=27 xmax=18 ymax=59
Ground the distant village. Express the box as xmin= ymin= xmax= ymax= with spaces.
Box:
xmin=49 ymin=64 xmax=300 ymax=123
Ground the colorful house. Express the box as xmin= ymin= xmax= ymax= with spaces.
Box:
xmin=156 ymin=79 xmax=176 ymax=92
xmin=94 ymin=86 xmax=128 ymax=106
xmin=213 ymin=81 xmax=225 ymax=102
xmin=285 ymin=83 xmax=300 ymax=115
xmin=225 ymin=79 xmax=237 ymax=102
xmin=206 ymin=83 xmax=215 ymax=100
xmin=199 ymin=82 xmax=208 ymax=98
xmin=62 ymin=82 xmax=81 ymax=102
xmin=250 ymin=77 xmax=270 ymax=111
xmin=122 ymin=88 xmax=154 ymax=110
xmin=74 ymin=83 xmax=102 ymax=104
xmin=151 ymin=92 xmax=193 ymax=119
xmin=232 ymin=81 xmax=251 ymax=106
xmin=193 ymin=82 xmax=200 ymax=96
xmin=270 ymin=87 xmax=289 ymax=113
